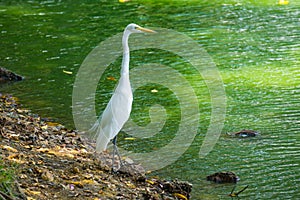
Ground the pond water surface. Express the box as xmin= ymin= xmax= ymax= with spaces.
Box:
xmin=0 ymin=0 xmax=299 ymax=199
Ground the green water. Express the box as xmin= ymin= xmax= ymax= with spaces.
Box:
xmin=1 ymin=0 xmax=299 ymax=199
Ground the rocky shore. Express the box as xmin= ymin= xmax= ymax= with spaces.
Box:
xmin=0 ymin=94 xmax=192 ymax=200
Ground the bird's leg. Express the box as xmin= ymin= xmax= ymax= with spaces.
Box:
xmin=111 ymin=136 xmax=124 ymax=173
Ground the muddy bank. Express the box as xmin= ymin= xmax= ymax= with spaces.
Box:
xmin=0 ymin=68 xmax=23 ymax=83
xmin=0 ymin=94 xmax=192 ymax=200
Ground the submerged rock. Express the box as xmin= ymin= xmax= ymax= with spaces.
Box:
xmin=0 ymin=67 xmax=23 ymax=83
xmin=232 ymin=129 xmax=259 ymax=137
xmin=206 ymin=171 xmax=239 ymax=183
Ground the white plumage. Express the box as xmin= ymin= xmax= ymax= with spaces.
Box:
xmin=92 ymin=23 xmax=156 ymax=152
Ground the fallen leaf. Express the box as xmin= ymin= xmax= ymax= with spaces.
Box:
xmin=63 ymin=70 xmax=73 ymax=75
xmin=23 ymin=145 xmax=32 ymax=149
xmin=46 ymin=122 xmax=61 ymax=126
xmin=7 ymin=153 xmax=26 ymax=164
xmin=27 ymin=197 xmax=37 ymax=200
xmin=8 ymin=133 xmax=20 ymax=140
xmin=25 ymin=189 xmax=41 ymax=195
xmin=82 ymin=179 xmax=96 ymax=185
xmin=107 ymin=76 xmax=116 ymax=81
xmin=174 ymin=193 xmax=188 ymax=200
xmin=65 ymin=132 xmax=77 ymax=137
xmin=19 ymin=174 xmax=28 ymax=179
xmin=125 ymin=182 xmax=136 ymax=189
xmin=37 ymin=148 xmax=50 ymax=153
xmin=146 ymin=179 xmax=155 ymax=185
xmin=16 ymin=108 xmax=25 ymax=113
xmin=41 ymin=125 xmax=48 ymax=130
xmin=80 ymin=148 xmax=88 ymax=153
xmin=279 ymin=0 xmax=289 ymax=5
xmin=119 ymin=0 xmax=130 ymax=3
xmin=124 ymin=137 xmax=136 ymax=140
xmin=37 ymin=147 xmax=78 ymax=158
xmin=1 ymin=145 xmax=18 ymax=152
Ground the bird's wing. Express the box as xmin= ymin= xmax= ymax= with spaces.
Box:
xmin=94 ymin=84 xmax=133 ymax=152
xmin=94 ymin=101 xmax=114 ymax=152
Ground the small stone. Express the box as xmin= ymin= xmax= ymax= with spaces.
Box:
xmin=41 ymin=169 xmax=54 ymax=182
xmin=73 ymin=166 xmax=80 ymax=174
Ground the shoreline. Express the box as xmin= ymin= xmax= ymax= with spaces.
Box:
xmin=0 ymin=93 xmax=192 ymax=200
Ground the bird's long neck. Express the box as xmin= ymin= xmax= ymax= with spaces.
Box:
xmin=121 ymin=31 xmax=130 ymax=76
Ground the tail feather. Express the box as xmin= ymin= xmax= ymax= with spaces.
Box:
xmin=86 ymin=117 xmax=101 ymax=140
xmin=95 ymin=126 xmax=110 ymax=152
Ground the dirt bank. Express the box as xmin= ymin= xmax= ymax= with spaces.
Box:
xmin=0 ymin=94 xmax=192 ymax=200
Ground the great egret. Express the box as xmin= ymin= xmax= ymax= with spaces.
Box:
xmin=91 ymin=23 xmax=155 ymax=170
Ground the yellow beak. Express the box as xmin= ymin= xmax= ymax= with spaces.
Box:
xmin=137 ymin=26 xmax=156 ymax=33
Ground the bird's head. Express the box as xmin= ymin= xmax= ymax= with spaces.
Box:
xmin=125 ymin=23 xmax=156 ymax=34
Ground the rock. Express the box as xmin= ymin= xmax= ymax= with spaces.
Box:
xmin=118 ymin=162 xmax=146 ymax=182
xmin=232 ymin=129 xmax=259 ymax=137
xmin=206 ymin=171 xmax=239 ymax=183
xmin=0 ymin=67 xmax=23 ymax=83
xmin=41 ymin=169 xmax=54 ymax=182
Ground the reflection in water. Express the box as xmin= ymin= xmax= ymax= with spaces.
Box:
xmin=0 ymin=1 xmax=299 ymax=199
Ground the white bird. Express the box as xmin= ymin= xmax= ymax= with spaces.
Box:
xmin=91 ymin=24 xmax=155 ymax=160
